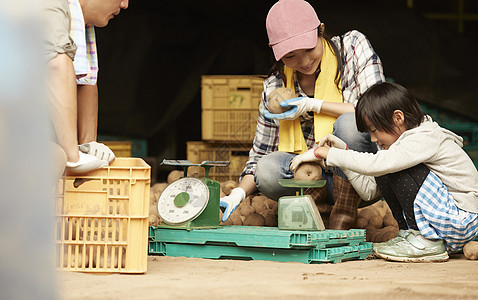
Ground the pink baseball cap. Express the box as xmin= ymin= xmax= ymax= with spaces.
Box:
xmin=266 ymin=0 xmax=321 ymax=61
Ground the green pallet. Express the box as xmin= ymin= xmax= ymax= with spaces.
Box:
xmin=148 ymin=241 xmax=372 ymax=264
xmin=149 ymin=226 xmax=365 ymax=250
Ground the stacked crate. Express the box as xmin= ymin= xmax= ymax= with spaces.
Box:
xmin=148 ymin=226 xmax=373 ymax=264
xmin=186 ymin=75 xmax=264 ymax=181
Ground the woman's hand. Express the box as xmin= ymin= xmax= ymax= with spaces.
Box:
xmin=264 ymin=97 xmax=324 ymax=120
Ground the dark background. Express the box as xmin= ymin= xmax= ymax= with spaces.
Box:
xmin=94 ymin=0 xmax=478 ymax=180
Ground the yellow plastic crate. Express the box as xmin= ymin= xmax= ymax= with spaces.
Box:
xmin=55 ymin=158 xmax=150 ymax=273
xmin=100 ymin=141 xmax=132 ymax=157
xmin=201 ymin=75 xmax=264 ymax=142
xmin=186 ymin=141 xmax=251 ymax=182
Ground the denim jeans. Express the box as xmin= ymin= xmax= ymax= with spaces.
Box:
xmin=254 ymin=112 xmax=377 ymax=201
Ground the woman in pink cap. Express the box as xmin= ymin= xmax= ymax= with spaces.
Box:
xmin=220 ymin=0 xmax=385 ymax=229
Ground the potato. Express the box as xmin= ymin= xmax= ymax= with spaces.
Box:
xmin=149 ymin=213 xmax=161 ymax=226
xmin=260 ymin=209 xmax=278 ymax=227
xmin=151 ymin=182 xmax=168 ymax=199
xmin=357 ymin=217 xmax=368 ymax=229
xmin=221 ymin=180 xmax=238 ymax=196
xmin=463 ymin=241 xmax=478 ymax=260
xmin=221 ymin=217 xmax=233 ymax=226
xmin=149 ymin=192 xmax=158 ymax=206
xmin=252 ymin=195 xmax=268 ymax=205
xmin=230 ymin=214 xmax=243 ymax=226
xmin=383 ymin=214 xmax=398 ymax=227
xmin=240 ymin=204 xmax=255 ymax=217
xmin=252 ymin=201 xmax=268 ymax=214
xmin=365 ymin=224 xmax=381 ymax=242
xmin=269 ymin=201 xmax=279 ymax=214
xmin=375 ymin=226 xmax=399 ymax=242
xmin=374 ymin=202 xmax=389 ymax=218
xmin=260 ymin=208 xmax=276 ymax=217
xmin=358 ymin=206 xmax=379 ymax=220
xmin=167 ymin=170 xmax=183 ymax=184
xmin=241 ymin=196 xmax=252 ymax=207
xmin=294 ymin=162 xmax=323 ymax=181
xmin=368 ymin=215 xmax=383 ymax=228
xmin=268 ymin=87 xmax=296 ymax=114
xmin=264 ymin=198 xmax=278 ymax=210
xmin=243 ymin=213 xmax=266 ymax=226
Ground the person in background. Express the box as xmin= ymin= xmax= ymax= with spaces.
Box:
xmin=292 ymin=82 xmax=478 ymax=262
xmin=220 ymin=0 xmax=385 ymax=229
xmin=45 ymin=0 xmax=129 ymax=173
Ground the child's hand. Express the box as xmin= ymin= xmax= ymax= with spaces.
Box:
xmin=318 ymin=134 xmax=348 ymax=150
xmin=290 ymin=147 xmax=323 ymax=171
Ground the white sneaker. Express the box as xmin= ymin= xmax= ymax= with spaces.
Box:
xmin=66 ymin=151 xmax=108 ymax=173
xmin=374 ymin=229 xmax=448 ymax=262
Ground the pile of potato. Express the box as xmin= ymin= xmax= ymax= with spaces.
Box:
xmin=357 ymin=200 xmax=399 ymax=243
xmin=149 ymin=172 xmax=279 ymax=227
xmin=219 ymin=180 xmax=278 ymax=227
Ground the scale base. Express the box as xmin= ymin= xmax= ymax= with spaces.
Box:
xmin=278 ymin=195 xmax=325 ymax=231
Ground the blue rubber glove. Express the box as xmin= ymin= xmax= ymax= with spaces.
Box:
xmin=219 ymin=187 xmax=245 ymax=222
xmin=264 ymin=97 xmax=324 ymax=120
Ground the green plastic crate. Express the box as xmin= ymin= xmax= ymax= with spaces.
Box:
xmin=149 ymin=226 xmax=366 ymax=250
xmin=442 ymin=123 xmax=478 ymax=147
xmin=419 ymin=101 xmax=475 ymax=126
xmin=148 ymin=241 xmax=372 ymax=264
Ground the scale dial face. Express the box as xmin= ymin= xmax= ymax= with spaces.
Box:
xmin=157 ymin=177 xmax=209 ymax=225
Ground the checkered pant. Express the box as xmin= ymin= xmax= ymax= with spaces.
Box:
xmin=414 ymin=171 xmax=478 ymax=252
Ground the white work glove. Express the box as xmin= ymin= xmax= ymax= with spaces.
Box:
xmin=79 ymin=141 xmax=115 ymax=164
xmin=66 ymin=151 xmax=108 ymax=173
xmin=318 ymin=134 xmax=348 ymax=150
xmin=317 ymin=134 xmax=348 ymax=169
xmin=264 ymin=97 xmax=324 ymax=120
xmin=219 ymin=187 xmax=245 ymax=222
xmin=290 ymin=147 xmax=321 ymax=172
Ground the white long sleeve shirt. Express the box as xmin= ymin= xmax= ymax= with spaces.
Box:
xmin=327 ymin=117 xmax=478 ymax=213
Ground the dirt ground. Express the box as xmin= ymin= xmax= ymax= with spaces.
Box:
xmin=57 ymin=253 xmax=478 ymax=299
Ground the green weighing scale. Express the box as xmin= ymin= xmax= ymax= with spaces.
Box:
xmin=277 ymin=179 xmax=327 ymax=231
xmin=157 ymin=159 xmax=229 ymax=229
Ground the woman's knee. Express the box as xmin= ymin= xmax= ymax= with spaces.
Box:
xmin=255 ymin=152 xmax=295 ymax=200
xmin=333 ymin=112 xmax=375 ymax=153
xmin=255 ymin=152 xmax=291 ymax=184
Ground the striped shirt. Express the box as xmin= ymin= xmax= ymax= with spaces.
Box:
xmin=68 ymin=0 xmax=98 ymax=85
xmin=241 ymin=30 xmax=385 ymax=179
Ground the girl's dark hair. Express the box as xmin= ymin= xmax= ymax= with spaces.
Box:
xmin=355 ymin=82 xmax=426 ymax=133
xmin=268 ymin=31 xmax=344 ymax=91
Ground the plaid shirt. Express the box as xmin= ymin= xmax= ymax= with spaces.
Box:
xmin=68 ymin=0 xmax=98 ymax=85
xmin=241 ymin=30 xmax=385 ymax=179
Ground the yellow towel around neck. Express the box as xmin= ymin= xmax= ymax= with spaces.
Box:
xmin=278 ymin=38 xmax=342 ymax=154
